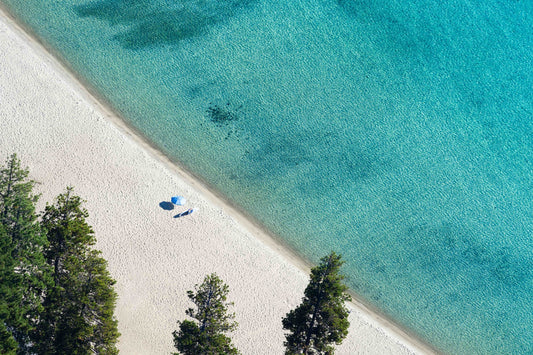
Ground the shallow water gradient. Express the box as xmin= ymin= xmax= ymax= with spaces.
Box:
xmin=2 ymin=0 xmax=532 ymax=353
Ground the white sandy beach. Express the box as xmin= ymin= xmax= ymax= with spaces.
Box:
xmin=0 ymin=10 xmax=434 ymax=355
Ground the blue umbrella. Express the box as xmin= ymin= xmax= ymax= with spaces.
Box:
xmin=171 ymin=196 xmax=186 ymax=206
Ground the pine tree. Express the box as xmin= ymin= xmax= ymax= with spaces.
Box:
xmin=34 ymin=188 xmax=119 ymax=354
xmin=0 ymin=224 xmax=17 ymax=354
xmin=0 ymin=225 xmax=19 ymax=355
xmin=0 ymin=154 xmax=50 ymax=354
xmin=0 ymin=322 xmax=18 ymax=355
xmin=282 ymin=252 xmax=350 ymax=355
xmin=173 ymin=273 xmax=239 ymax=355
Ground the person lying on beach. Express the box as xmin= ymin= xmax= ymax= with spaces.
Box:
xmin=174 ymin=208 xmax=196 ymax=218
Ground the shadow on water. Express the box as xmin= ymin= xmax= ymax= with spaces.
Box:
xmin=75 ymin=0 xmax=256 ymax=49
xmin=159 ymin=201 xmax=175 ymax=210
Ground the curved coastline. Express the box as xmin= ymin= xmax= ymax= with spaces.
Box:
xmin=0 ymin=5 xmax=438 ymax=354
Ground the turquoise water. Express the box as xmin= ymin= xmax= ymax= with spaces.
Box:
xmin=3 ymin=0 xmax=532 ymax=353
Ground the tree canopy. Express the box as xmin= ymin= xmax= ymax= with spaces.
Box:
xmin=282 ymin=252 xmax=350 ymax=355
xmin=173 ymin=273 xmax=239 ymax=355
xmin=0 ymin=154 xmax=119 ymax=354
xmin=34 ymin=188 xmax=120 ymax=354
xmin=0 ymin=154 xmax=50 ymax=354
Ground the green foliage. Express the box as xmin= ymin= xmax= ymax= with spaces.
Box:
xmin=0 ymin=154 xmax=50 ymax=354
xmin=0 ymin=224 xmax=18 ymax=354
xmin=34 ymin=187 xmax=119 ymax=355
xmin=282 ymin=252 xmax=351 ymax=355
xmin=0 ymin=155 xmax=119 ymax=354
xmin=0 ymin=321 xmax=18 ymax=355
xmin=173 ymin=273 xmax=240 ymax=355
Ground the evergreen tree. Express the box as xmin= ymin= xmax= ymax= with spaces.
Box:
xmin=0 ymin=224 xmax=17 ymax=354
xmin=173 ymin=273 xmax=239 ymax=355
xmin=0 ymin=321 xmax=18 ymax=355
xmin=282 ymin=252 xmax=350 ymax=355
xmin=0 ymin=225 xmax=19 ymax=355
xmin=34 ymin=188 xmax=119 ymax=354
xmin=0 ymin=154 xmax=50 ymax=354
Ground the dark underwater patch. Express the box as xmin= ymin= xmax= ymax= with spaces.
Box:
xmin=404 ymin=222 xmax=533 ymax=290
xmin=206 ymin=102 xmax=240 ymax=126
xmin=75 ymin=0 xmax=256 ymax=49
xmin=201 ymin=101 xmax=248 ymax=142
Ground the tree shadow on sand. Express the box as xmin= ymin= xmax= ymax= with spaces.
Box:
xmin=75 ymin=0 xmax=256 ymax=50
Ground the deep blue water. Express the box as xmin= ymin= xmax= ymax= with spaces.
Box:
xmin=2 ymin=0 xmax=532 ymax=353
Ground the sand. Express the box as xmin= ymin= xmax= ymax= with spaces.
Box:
xmin=0 ymin=9 xmax=435 ymax=355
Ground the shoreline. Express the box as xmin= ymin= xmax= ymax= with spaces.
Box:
xmin=0 ymin=6 xmax=438 ymax=354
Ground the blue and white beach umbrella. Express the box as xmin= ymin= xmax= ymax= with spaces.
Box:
xmin=171 ymin=196 xmax=186 ymax=206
